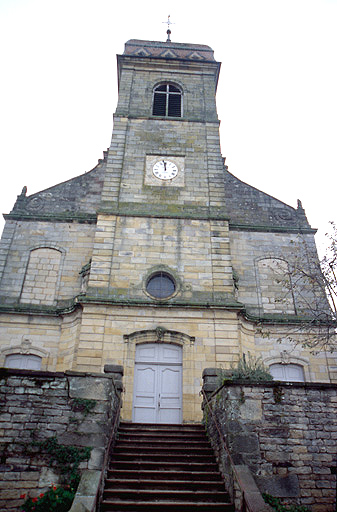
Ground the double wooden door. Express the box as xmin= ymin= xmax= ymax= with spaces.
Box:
xmin=132 ymin=343 xmax=182 ymax=424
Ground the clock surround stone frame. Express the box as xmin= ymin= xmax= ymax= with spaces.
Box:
xmin=144 ymin=154 xmax=185 ymax=187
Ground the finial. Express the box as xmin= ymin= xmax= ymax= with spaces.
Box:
xmin=162 ymin=15 xmax=174 ymax=42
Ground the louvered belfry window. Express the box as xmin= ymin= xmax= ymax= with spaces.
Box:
xmin=152 ymin=84 xmax=182 ymax=117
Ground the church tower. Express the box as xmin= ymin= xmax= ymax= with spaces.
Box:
xmin=78 ymin=38 xmax=239 ymax=422
xmin=0 ymin=35 xmax=335 ymax=425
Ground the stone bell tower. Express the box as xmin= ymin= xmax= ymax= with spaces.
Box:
xmin=74 ymin=38 xmax=239 ymax=422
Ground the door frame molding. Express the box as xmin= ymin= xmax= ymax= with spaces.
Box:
xmin=124 ymin=326 xmax=195 ymax=347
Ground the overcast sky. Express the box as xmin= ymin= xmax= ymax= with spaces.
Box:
xmin=0 ymin=0 xmax=336 ymax=255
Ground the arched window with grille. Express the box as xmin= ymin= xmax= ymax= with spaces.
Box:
xmin=152 ymin=83 xmax=182 ymax=118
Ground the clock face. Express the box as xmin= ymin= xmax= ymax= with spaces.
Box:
xmin=152 ymin=160 xmax=179 ymax=180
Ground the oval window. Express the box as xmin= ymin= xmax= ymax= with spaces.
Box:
xmin=146 ymin=272 xmax=176 ymax=299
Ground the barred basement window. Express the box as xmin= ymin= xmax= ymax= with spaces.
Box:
xmin=152 ymin=83 xmax=182 ymax=117
xmin=146 ymin=272 xmax=176 ymax=299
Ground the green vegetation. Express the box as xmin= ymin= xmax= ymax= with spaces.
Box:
xmin=71 ymin=397 xmax=96 ymax=417
xmin=263 ymin=493 xmax=310 ymax=512
xmin=26 ymin=436 xmax=91 ymax=489
xmin=219 ymin=353 xmax=273 ymax=384
xmin=33 ymin=436 xmax=91 ymax=488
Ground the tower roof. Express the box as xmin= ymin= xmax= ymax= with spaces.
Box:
xmin=123 ymin=39 xmax=216 ymax=61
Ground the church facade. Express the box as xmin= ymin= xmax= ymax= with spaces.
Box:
xmin=0 ymin=38 xmax=334 ymax=423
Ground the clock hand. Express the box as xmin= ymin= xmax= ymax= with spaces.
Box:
xmin=162 ymin=160 xmax=167 ymax=171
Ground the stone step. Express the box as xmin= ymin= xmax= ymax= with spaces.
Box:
xmin=114 ymin=441 xmax=211 ymax=451
xmin=112 ymin=452 xmax=215 ymax=462
xmin=100 ymin=423 xmax=234 ymax=512
xmin=118 ymin=423 xmax=206 ymax=438
xmin=118 ymin=432 xmax=207 ymax=441
xmin=100 ymin=500 xmax=235 ymax=511
xmin=109 ymin=460 xmax=219 ymax=472
xmin=106 ymin=470 xmax=223 ymax=481
xmin=119 ymin=422 xmax=205 ymax=431
xmin=103 ymin=489 xmax=231 ymax=502
xmin=104 ymin=478 xmax=226 ymax=491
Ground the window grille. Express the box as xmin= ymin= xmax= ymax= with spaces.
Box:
xmin=146 ymin=272 xmax=176 ymax=299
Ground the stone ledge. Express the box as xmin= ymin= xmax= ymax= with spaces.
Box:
xmin=4 ymin=213 xmax=97 ymax=224
xmin=0 ymin=367 xmax=114 ymax=380
xmin=79 ymin=295 xmax=243 ymax=309
xmin=229 ymin=223 xmax=316 ymax=234
xmin=68 ymin=470 xmax=101 ymax=512
xmin=0 ymin=300 xmax=78 ymax=316
xmin=234 ymin=465 xmax=273 ymax=512
xmin=211 ymin=378 xmax=337 ymax=393
xmin=98 ymin=201 xmax=230 ymax=221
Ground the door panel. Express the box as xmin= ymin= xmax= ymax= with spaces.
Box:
xmin=133 ymin=365 xmax=157 ymax=423
xmin=158 ymin=366 xmax=182 ymax=424
xmin=133 ymin=343 xmax=182 ymax=424
xmin=162 ymin=345 xmax=182 ymax=362
xmin=136 ymin=345 xmax=157 ymax=362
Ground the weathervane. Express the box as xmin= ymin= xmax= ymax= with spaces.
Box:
xmin=162 ymin=15 xmax=174 ymax=42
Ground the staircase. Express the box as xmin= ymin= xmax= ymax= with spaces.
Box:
xmin=100 ymin=422 xmax=235 ymax=511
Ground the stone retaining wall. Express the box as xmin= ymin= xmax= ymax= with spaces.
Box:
xmin=202 ymin=370 xmax=337 ymax=512
xmin=0 ymin=365 xmax=123 ymax=511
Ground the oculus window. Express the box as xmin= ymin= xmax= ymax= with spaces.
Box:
xmin=152 ymin=84 xmax=182 ymax=118
xmin=146 ymin=272 xmax=176 ymax=299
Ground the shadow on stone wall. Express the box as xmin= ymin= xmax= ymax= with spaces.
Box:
xmin=202 ymin=368 xmax=337 ymax=512
xmin=0 ymin=365 xmax=123 ymax=511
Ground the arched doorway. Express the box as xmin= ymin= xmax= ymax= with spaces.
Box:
xmin=132 ymin=343 xmax=182 ymax=424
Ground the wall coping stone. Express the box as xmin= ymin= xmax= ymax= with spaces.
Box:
xmin=0 ymin=367 xmax=114 ymax=380
xmin=104 ymin=364 xmax=124 ymax=376
xmin=211 ymin=379 xmax=337 ymax=394
xmin=234 ymin=465 xmax=273 ymax=512
xmin=68 ymin=469 xmax=101 ymax=512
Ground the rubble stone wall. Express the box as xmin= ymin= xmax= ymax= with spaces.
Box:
xmin=0 ymin=366 xmax=123 ymax=511
xmin=202 ymin=371 xmax=337 ymax=512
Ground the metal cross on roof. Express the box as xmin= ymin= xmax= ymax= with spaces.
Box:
xmin=162 ymin=15 xmax=174 ymax=42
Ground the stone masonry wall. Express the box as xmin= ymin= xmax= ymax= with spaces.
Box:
xmin=0 ymin=366 xmax=123 ymax=511
xmin=20 ymin=248 xmax=62 ymax=305
xmin=230 ymin=230 xmax=325 ymax=316
xmin=88 ymin=215 xmax=233 ymax=300
xmin=74 ymin=305 xmax=243 ymax=422
xmin=202 ymin=374 xmax=337 ymax=512
xmin=0 ymin=220 xmax=96 ymax=305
